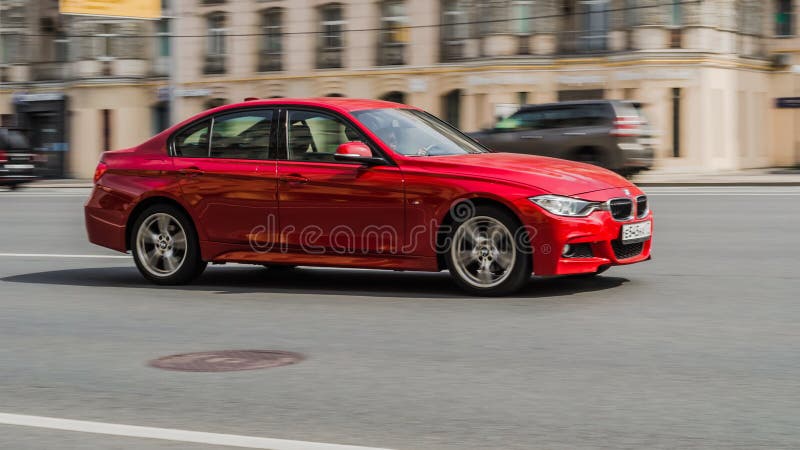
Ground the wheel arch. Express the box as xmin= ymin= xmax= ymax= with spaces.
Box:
xmin=125 ymin=195 xmax=197 ymax=250
xmin=435 ymin=196 xmax=527 ymax=271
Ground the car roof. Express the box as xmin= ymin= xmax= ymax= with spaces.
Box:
xmin=518 ymin=99 xmax=619 ymax=111
xmin=209 ymin=97 xmax=412 ymax=114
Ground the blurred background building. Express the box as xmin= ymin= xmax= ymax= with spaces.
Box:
xmin=1 ymin=0 xmax=800 ymax=178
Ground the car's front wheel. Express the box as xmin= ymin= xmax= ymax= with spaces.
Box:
xmin=131 ymin=204 xmax=206 ymax=285
xmin=445 ymin=205 xmax=532 ymax=296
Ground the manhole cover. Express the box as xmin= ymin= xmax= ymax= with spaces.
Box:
xmin=148 ymin=350 xmax=304 ymax=372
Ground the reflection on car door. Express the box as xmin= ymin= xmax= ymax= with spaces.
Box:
xmin=277 ymin=108 xmax=405 ymax=255
xmin=173 ymin=109 xmax=279 ymax=246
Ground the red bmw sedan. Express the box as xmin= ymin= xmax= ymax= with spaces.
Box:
xmin=85 ymin=98 xmax=652 ymax=296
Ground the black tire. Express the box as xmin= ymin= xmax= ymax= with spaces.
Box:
xmin=130 ymin=204 xmax=206 ymax=285
xmin=444 ymin=204 xmax=532 ymax=296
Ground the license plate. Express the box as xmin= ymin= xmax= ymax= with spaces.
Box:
xmin=4 ymin=164 xmax=34 ymax=170
xmin=621 ymin=221 xmax=651 ymax=244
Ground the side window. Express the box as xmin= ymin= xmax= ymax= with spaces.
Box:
xmin=287 ymin=110 xmax=366 ymax=162
xmin=584 ymin=104 xmax=612 ymax=126
xmin=209 ymin=110 xmax=273 ymax=160
xmin=495 ymin=110 xmax=542 ymax=131
xmin=540 ymin=108 xmax=578 ymax=129
xmin=173 ymin=120 xmax=210 ymax=157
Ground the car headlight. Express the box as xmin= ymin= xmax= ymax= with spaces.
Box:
xmin=529 ymin=194 xmax=600 ymax=217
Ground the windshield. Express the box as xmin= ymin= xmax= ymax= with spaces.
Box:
xmin=352 ymin=108 xmax=487 ymax=156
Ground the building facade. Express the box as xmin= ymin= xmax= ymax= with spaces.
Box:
xmin=2 ymin=0 xmax=800 ymax=178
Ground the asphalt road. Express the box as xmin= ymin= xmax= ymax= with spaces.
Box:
xmin=0 ymin=186 xmax=798 ymax=450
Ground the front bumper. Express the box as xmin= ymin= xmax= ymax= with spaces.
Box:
xmin=618 ymin=142 xmax=654 ymax=169
xmin=513 ymin=191 xmax=653 ymax=276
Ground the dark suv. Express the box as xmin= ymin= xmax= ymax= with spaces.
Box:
xmin=0 ymin=128 xmax=37 ymax=189
xmin=469 ymin=100 xmax=654 ymax=175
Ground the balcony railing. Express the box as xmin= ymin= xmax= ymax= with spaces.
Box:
xmin=203 ymin=54 xmax=226 ymax=75
xmin=258 ymin=52 xmax=283 ymax=72
xmin=557 ymin=30 xmax=609 ymax=55
xmin=30 ymin=61 xmax=70 ymax=81
xmin=441 ymin=40 xmax=466 ymax=62
xmin=317 ymin=48 xmax=343 ymax=69
xmin=377 ymin=43 xmax=405 ymax=66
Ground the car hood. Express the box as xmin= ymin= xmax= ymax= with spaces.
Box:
xmin=408 ymin=152 xmax=634 ymax=196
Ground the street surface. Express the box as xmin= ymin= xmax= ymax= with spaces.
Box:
xmin=0 ymin=186 xmax=798 ymax=449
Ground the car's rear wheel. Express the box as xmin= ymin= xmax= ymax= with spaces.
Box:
xmin=131 ymin=204 xmax=206 ymax=285
xmin=445 ymin=205 xmax=532 ymax=296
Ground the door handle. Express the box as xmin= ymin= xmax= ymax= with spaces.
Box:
xmin=521 ymin=135 xmax=543 ymax=139
xmin=279 ymin=174 xmax=310 ymax=184
xmin=178 ymin=167 xmax=204 ymax=177
xmin=562 ymin=132 xmax=587 ymax=136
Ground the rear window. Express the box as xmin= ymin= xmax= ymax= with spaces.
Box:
xmin=614 ymin=102 xmax=641 ymax=119
xmin=0 ymin=129 xmax=30 ymax=150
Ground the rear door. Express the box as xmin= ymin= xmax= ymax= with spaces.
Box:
xmin=173 ymin=108 xmax=279 ymax=246
xmin=539 ymin=104 xmax=612 ymax=160
xmin=276 ymin=108 xmax=405 ymax=255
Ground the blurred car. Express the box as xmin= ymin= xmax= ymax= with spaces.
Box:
xmin=469 ymin=100 xmax=654 ymax=176
xmin=0 ymin=128 xmax=37 ymax=189
xmin=85 ymin=98 xmax=652 ymax=296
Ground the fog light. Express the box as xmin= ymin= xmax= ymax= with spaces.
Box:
xmin=562 ymin=244 xmax=572 ymax=257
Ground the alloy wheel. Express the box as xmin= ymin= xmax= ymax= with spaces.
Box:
xmin=450 ymin=216 xmax=516 ymax=288
xmin=135 ymin=213 xmax=188 ymax=277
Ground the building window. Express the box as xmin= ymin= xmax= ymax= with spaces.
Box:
xmin=101 ymin=109 xmax=113 ymax=152
xmin=153 ymin=102 xmax=170 ymax=134
xmin=380 ymin=91 xmax=406 ymax=103
xmin=669 ymin=0 xmax=682 ymax=27
xmin=441 ymin=0 xmax=470 ymax=61
xmin=512 ymin=1 xmax=534 ymax=35
xmin=157 ymin=20 xmax=170 ymax=58
xmin=205 ymin=12 xmax=227 ymax=74
xmin=94 ymin=23 xmax=120 ymax=60
xmin=0 ymin=33 xmax=24 ymax=64
xmin=582 ymin=0 xmax=609 ymax=51
xmin=672 ymin=87 xmax=681 ymax=157
xmin=776 ymin=0 xmax=793 ymax=36
xmin=54 ymin=32 xmax=70 ymax=62
xmin=442 ymin=89 xmax=462 ymax=129
xmin=378 ymin=0 xmax=408 ymax=65
xmin=624 ymin=0 xmax=638 ymax=27
xmin=259 ymin=8 xmax=283 ymax=71
xmin=318 ymin=3 xmax=345 ymax=69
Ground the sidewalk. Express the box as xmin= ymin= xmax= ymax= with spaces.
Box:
xmin=17 ymin=167 xmax=800 ymax=188
xmin=632 ymin=167 xmax=800 ymax=186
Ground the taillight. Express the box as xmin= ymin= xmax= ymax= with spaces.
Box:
xmin=610 ymin=116 xmax=641 ymax=137
xmin=0 ymin=150 xmax=7 ymax=164
xmin=93 ymin=161 xmax=108 ymax=183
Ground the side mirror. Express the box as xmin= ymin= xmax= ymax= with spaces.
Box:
xmin=334 ymin=142 xmax=386 ymax=166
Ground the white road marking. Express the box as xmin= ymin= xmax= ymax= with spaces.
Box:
xmin=0 ymin=413 xmax=393 ymax=450
xmin=0 ymin=253 xmax=129 ymax=259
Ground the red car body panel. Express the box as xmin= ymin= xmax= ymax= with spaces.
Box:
xmin=85 ymin=98 xmax=652 ymax=276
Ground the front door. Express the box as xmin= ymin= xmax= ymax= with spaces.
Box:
xmin=173 ymin=108 xmax=278 ymax=246
xmin=277 ymin=108 xmax=405 ymax=255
